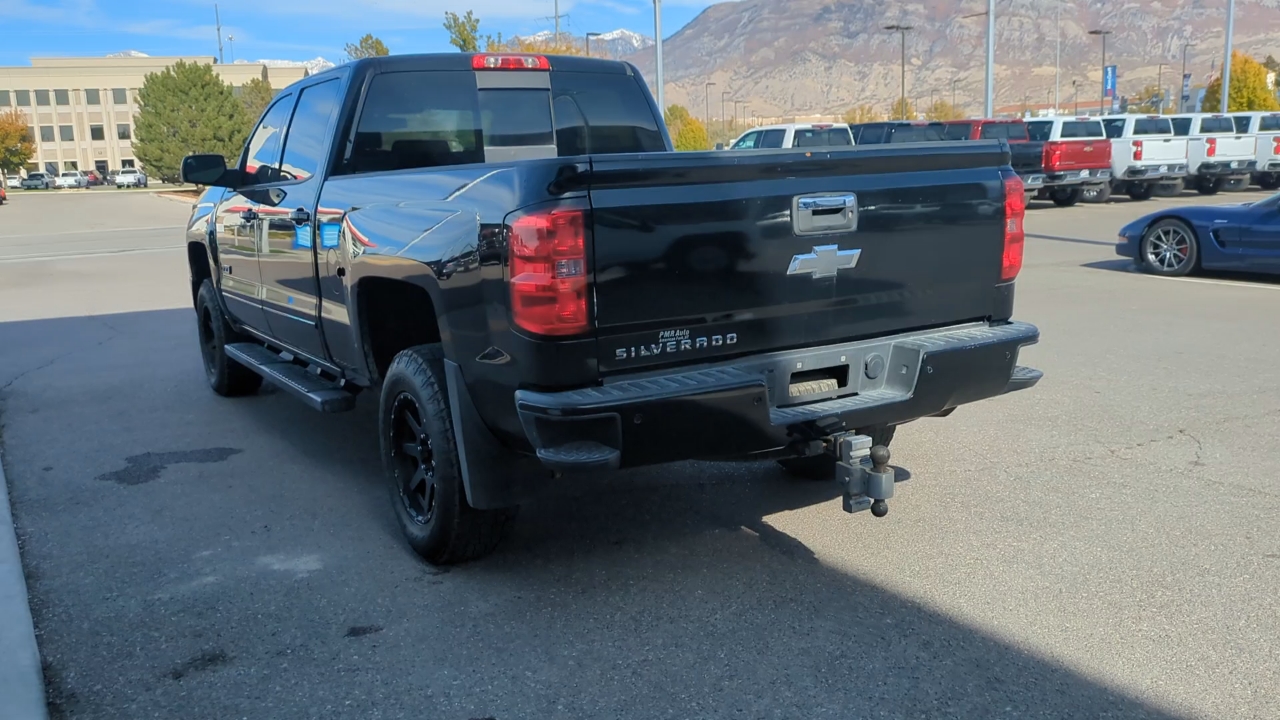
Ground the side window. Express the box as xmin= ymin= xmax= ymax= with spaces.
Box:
xmin=1231 ymin=116 xmax=1251 ymax=133
xmin=944 ymin=123 xmax=972 ymax=140
xmin=758 ymin=129 xmax=786 ymax=148
xmin=549 ymin=72 xmax=666 ymax=155
xmin=342 ymin=71 xmax=484 ymax=175
xmin=279 ymin=80 xmax=341 ymax=183
xmin=732 ymin=132 xmax=761 ymax=149
xmin=242 ymin=94 xmax=295 ymax=183
xmin=1102 ymin=119 xmax=1125 ymax=138
xmin=1170 ymin=118 xmax=1191 ymax=136
xmin=1259 ymin=116 xmax=1280 ymax=132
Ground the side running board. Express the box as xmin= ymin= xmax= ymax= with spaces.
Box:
xmin=224 ymin=343 xmax=356 ymax=413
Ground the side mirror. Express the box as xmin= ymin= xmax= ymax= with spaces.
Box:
xmin=181 ymin=154 xmax=234 ymax=187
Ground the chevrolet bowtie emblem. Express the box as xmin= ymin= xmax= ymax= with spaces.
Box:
xmin=787 ymin=245 xmax=862 ymax=279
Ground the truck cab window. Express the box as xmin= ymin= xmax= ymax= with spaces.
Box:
xmin=279 ymin=80 xmax=341 ymax=182
xmin=732 ymin=132 xmax=761 ymax=149
xmin=549 ymin=72 xmax=665 ymax=155
xmin=344 ymin=71 xmax=485 ymax=174
xmin=1025 ymin=122 xmax=1051 ymax=141
xmin=1102 ymin=119 xmax=1125 ymax=138
xmin=758 ymin=129 xmax=787 ymax=148
xmin=242 ymin=94 xmax=295 ymax=183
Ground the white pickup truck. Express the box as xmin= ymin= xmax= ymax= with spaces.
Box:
xmin=115 ymin=167 xmax=149 ymax=188
xmin=1169 ymin=113 xmax=1257 ymax=195
xmin=53 ymin=170 xmax=89 ymax=189
xmin=1100 ymin=115 xmax=1188 ymax=201
xmin=1231 ymin=112 xmax=1280 ymax=190
xmin=728 ymin=123 xmax=854 ymax=149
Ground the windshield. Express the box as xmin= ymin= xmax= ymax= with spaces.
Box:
xmin=60 ymin=172 xmax=78 ymax=177
xmin=979 ymin=123 xmax=1028 ymax=141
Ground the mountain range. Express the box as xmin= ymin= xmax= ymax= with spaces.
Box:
xmin=619 ymin=0 xmax=1280 ymax=120
xmin=518 ymin=29 xmax=654 ymax=59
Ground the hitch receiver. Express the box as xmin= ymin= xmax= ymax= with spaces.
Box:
xmin=833 ymin=433 xmax=899 ymax=517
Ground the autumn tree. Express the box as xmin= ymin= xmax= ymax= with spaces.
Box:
xmin=889 ymin=98 xmax=915 ymax=120
xmin=842 ymin=104 xmax=879 ymax=124
xmin=1202 ymin=51 xmax=1280 ymax=112
xmin=443 ymin=11 xmax=481 ymax=52
xmin=484 ymin=34 xmax=586 ymax=56
xmin=134 ymin=60 xmax=248 ymax=183
xmin=239 ymin=77 xmax=274 ymax=126
xmin=345 ymin=34 xmax=389 ymax=61
xmin=664 ymin=104 xmax=692 ymax=128
xmin=924 ymin=100 xmax=964 ymax=121
xmin=0 ymin=108 xmax=35 ymax=180
xmin=672 ymin=117 xmax=710 ymax=151
xmin=1130 ymin=84 xmax=1165 ymax=114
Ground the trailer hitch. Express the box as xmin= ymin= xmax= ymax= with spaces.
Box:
xmin=833 ymin=433 xmax=900 ymax=517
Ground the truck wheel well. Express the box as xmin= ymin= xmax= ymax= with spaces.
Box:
xmin=358 ymin=278 xmax=442 ymax=382
xmin=187 ymin=242 xmax=212 ymax=307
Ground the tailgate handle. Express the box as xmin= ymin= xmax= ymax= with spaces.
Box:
xmin=794 ymin=193 xmax=858 ymax=236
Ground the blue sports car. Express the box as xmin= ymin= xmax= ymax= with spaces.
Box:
xmin=1116 ymin=192 xmax=1280 ymax=277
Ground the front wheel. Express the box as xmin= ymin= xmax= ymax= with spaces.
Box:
xmin=195 ymin=280 xmax=263 ymax=396
xmin=1050 ymin=187 xmax=1082 ymax=207
xmin=1140 ymin=219 xmax=1198 ymax=277
xmin=380 ymin=344 xmax=513 ymax=565
xmin=1259 ymin=174 xmax=1280 ymax=191
xmin=1127 ymin=183 xmax=1154 ymax=201
xmin=777 ymin=426 xmax=897 ymax=480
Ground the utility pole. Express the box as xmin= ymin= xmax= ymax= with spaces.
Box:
xmin=884 ymin=24 xmax=913 ymax=120
xmin=227 ymin=35 xmax=235 ymax=64
xmin=1089 ymin=29 xmax=1112 ymax=115
xmin=555 ymin=0 xmax=560 ymax=45
xmin=215 ymin=3 xmax=224 ymax=64
xmin=704 ymin=82 xmax=716 ymax=134
xmin=1054 ymin=0 xmax=1061 ymax=112
xmin=1180 ymin=43 xmax=1195 ymax=112
xmin=985 ymin=0 xmax=994 ymax=117
xmin=654 ymin=0 xmax=664 ymax=114
xmin=1221 ymin=0 xmax=1235 ymax=113
xmin=1157 ymin=63 xmax=1166 ymax=114
xmin=952 ymin=78 xmax=958 ymax=112
xmin=1073 ymin=79 xmax=1079 ymax=114
xmin=721 ymin=91 xmax=730 ymax=135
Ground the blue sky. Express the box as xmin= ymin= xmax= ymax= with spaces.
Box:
xmin=0 ymin=0 xmax=723 ymax=66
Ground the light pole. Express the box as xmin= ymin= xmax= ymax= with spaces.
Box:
xmin=952 ymin=78 xmax=959 ymax=113
xmin=585 ymin=32 xmax=602 ymax=57
xmin=1156 ymin=63 xmax=1166 ymax=114
xmin=734 ymin=100 xmax=743 ymax=131
xmin=721 ymin=90 xmax=730 ymax=135
xmin=960 ymin=7 xmax=994 ymax=117
xmin=653 ymin=0 xmax=664 ymax=113
xmin=1221 ymin=0 xmax=1235 ymax=113
xmin=704 ymin=81 xmax=716 ymax=133
xmin=929 ymin=89 xmax=936 ymax=117
xmin=884 ymin=24 xmax=914 ymax=120
xmin=1180 ymin=42 xmax=1195 ymax=112
xmin=1054 ymin=0 xmax=1061 ymax=111
xmin=1089 ymin=29 xmax=1112 ymax=115
xmin=227 ymin=34 xmax=235 ymax=64
xmin=1073 ymin=79 xmax=1079 ymax=114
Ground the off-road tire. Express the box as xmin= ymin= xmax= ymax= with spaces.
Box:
xmin=777 ymin=425 xmax=897 ymax=481
xmin=380 ymin=344 xmax=513 ymax=565
xmin=195 ymin=280 xmax=262 ymax=397
xmin=1127 ymin=183 xmax=1154 ymax=201
xmin=1195 ymin=177 xmax=1223 ymax=195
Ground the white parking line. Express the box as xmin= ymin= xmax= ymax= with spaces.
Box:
xmin=0 ymin=245 xmax=185 ymax=264
xmin=1137 ymin=273 xmax=1280 ymax=291
xmin=0 ymin=225 xmax=184 ymax=240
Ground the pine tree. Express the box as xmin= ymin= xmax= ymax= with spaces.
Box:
xmin=672 ymin=117 xmax=710 ymax=151
xmin=134 ymin=60 xmax=249 ymax=184
xmin=240 ymin=77 xmax=274 ymax=126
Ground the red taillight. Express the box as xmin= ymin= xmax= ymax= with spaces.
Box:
xmin=1272 ymin=136 xmax=1280 ymax=154
xmin=1206 ymin=137 xmax=1217 ymax=157
xmin=1043 ymin=141 xmax=1064 ymax=171
xmin=472 ymin=54 xmax=550 ymax=71
xmin=1001 ymin=172 xmax=1025 ymax=282
xmin=1131 ymin=140 xmax=1143 ymax=161
xmin=508 ymin=204 xmax=589 ymax=336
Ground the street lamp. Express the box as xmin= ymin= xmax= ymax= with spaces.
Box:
xmin=1089 ymin=29 xmax=1113 ymax=115
xmin=929 ymin=88 xmax=936 ymax=117
xmin=653 ymin=1 xmax=664 ymax=113
xmin=704 ymin=81 xmax=716 ymax=133
xmin=1073 ymin=79 xmax=1079 ymax=114
xmin=1180 ymin=42 xmax=1195 ymax=112
xmin=1156 ymin=63 xmax=1166 ymax=114
xmin=960 ymin=6 xmax=994 ymax=117
xmin=585 ymin=32 xmax=602 ymax=57
xmin=884 ymin=24 xmax=914 ymax=120
xmin=1222 ymin=0 xmax=1235 ymax=113
xmin=734 ymin=100 xmax=743 ymax=131
xmin=721 ymin=90 xmax=731 ymax=135
xmin=952 ymin=78 xmax=959 ymax=113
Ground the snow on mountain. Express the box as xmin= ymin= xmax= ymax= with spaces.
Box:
xmin=234 ymin=57 xmax=336 ymax=75
xmin=514 ymin=28 xmax=653 ymax=59
xmin=106 ymin=50 xmax=151 ymax=58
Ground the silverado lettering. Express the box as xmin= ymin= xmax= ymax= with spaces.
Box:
xmin=180 ymin=51 xmax=1042 ymax=566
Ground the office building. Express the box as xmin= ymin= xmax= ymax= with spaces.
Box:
xmin=0 ymin=55 xmax=309 ymax=177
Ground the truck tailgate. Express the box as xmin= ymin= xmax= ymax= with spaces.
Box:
xmin=1135 ymin=137 xmax=1188 ymax=162
xmin=1009 ymin=142 xmax=1045 ymax=175
xmin=585 ymin=145 xmax=1012 ymax=373
xmin=1209 ymin=134 xmax=1257 ymax=161
xmin=1051 ymin=139 xmax=1110 ymax=170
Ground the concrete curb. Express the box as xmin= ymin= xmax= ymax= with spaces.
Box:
xmin=0 ymin=449 xmax=49 ymax=720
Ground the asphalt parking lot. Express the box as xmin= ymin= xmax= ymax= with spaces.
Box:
xmin=2 ymin=188 xmax=1278 ymax=720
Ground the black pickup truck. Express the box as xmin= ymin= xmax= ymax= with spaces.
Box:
xmin=181 ymin=53 xmax=1042 ymax=564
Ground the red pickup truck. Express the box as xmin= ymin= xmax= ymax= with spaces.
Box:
xmin=942 ymin=119 xmax=1046 ymax=194
xmin=1024 ymin=117 xmax=1113 ymax=206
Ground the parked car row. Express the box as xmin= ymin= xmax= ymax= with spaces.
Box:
xmin=725 ymin=111 xmax=1280 ymax=207
xmin=2 ymin=167 xmax=150 ymax=191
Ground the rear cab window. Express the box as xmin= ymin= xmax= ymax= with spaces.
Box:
xmin=1260 ymin=116 xmax=1280 ymax=132
xmin=791 ymin=127 xmax=853 ymax=147
xmin=1025 ymin=121 xmax=1051 ymax=141
xmin=942 ymin=123 xmax=973 ymax=140
xmin=1132 ymin=118 xmax=1172 ymax=136
xmin=341 ymin=68 xmax=665 ymax=174
xmin=1198 ymin=116 xmax=1236 ymax=134
xmin=1060 ymin=121 xmax=1104 ymax=139
xmin=979 ymin=122 xmax=1028 ymax=141
xmin=888 ymin=124 xmax=944 ymax=143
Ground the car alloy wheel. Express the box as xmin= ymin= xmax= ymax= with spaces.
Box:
xmin=1142 ymin=222 xmax=1196 ymax=276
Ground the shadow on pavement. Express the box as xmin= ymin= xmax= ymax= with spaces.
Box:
xmin=1082 ymin=258 xmax=1280 ymax=285
xmin=0 ymin=308 xmax=1185 ymax=719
